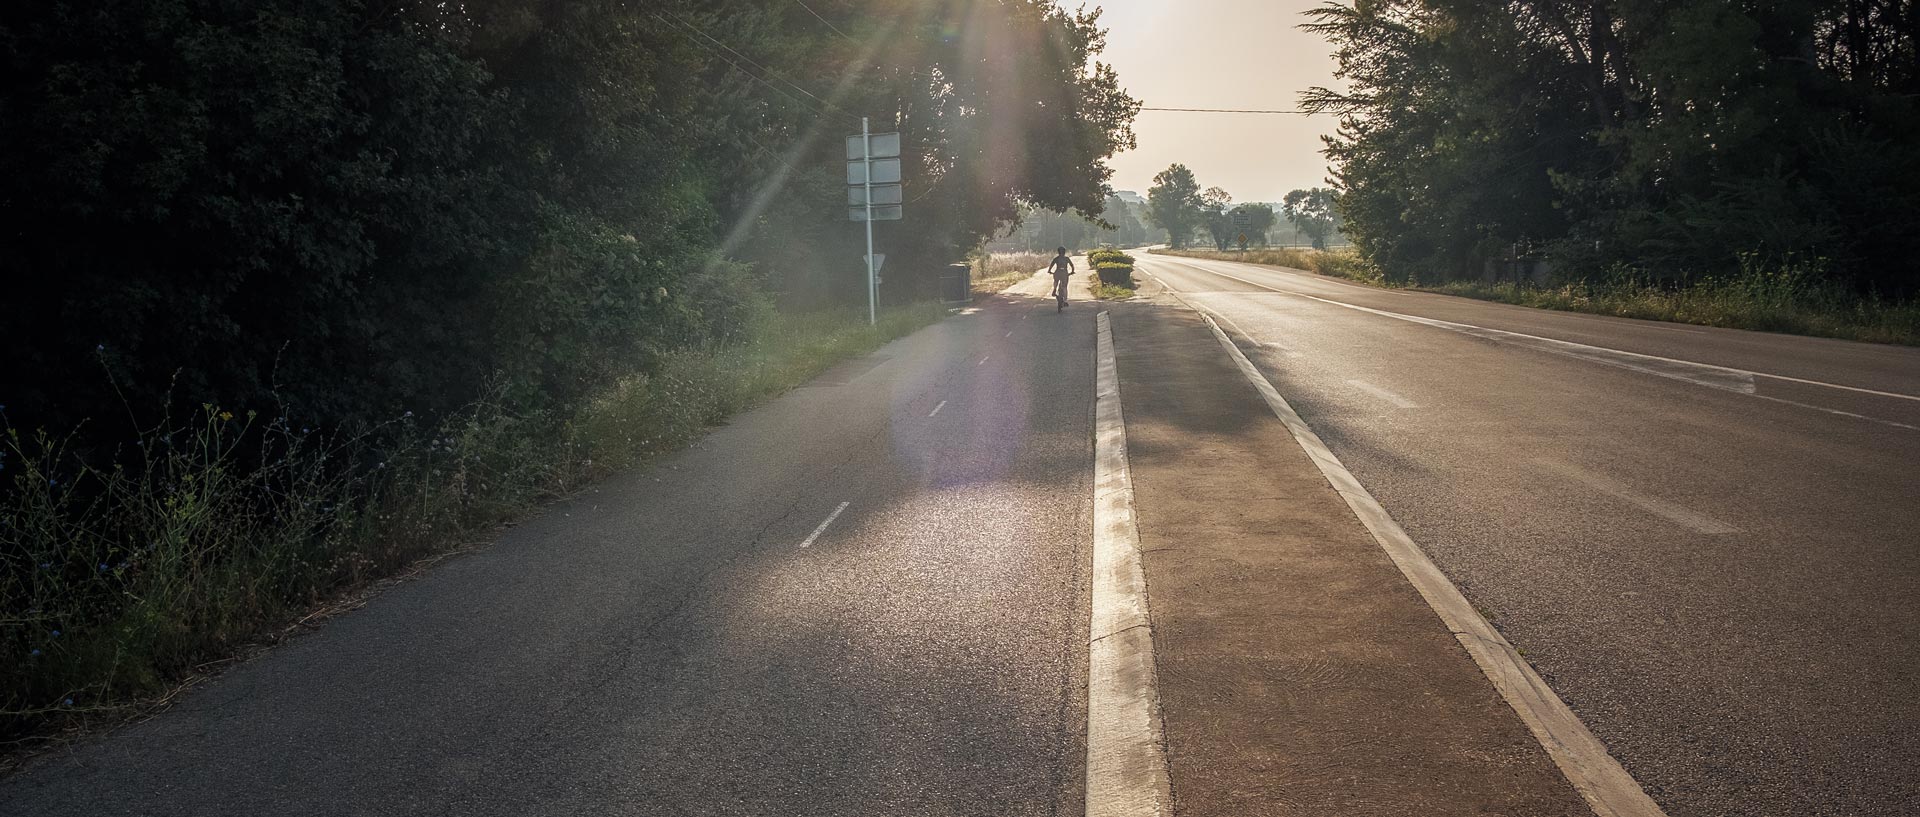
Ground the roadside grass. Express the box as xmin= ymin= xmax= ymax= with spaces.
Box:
xmin=971 ymin=251 xmax=1050 ymax=295
xmin=1092 ymin=281 xmax=1136 ymax=300
xmin=0 ymin=301 xmax=946 ymax=750
xmin=1158 ymin=248 xmax=1920 ymax=345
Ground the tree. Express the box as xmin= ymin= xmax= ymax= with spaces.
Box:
xmin=1230 ymin=203 xmax=1277 ymax=247
xmin=1201 ymin=187 xmax=1236 ymax=250
xmin=1281 ymin=189 xmax=1340 ymax=250
xmin=1146 ymin=164 xmax=1204 ymax=248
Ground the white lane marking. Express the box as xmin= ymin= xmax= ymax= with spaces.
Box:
xmin=978 ymin=355 xmax=990 ymax=365
xmin=1180 ymin=262 xmax=1920 ymax=405
xmin=928 ymin=400 xmax=947 ymax=418
xmin=1347 ymin=379 xmax=1421 ymax=409
xmin=1749 ymin=393 xmax=1920 ymax=431
xmin=1087 ymin=311 xmax=1174 ymax=817
xmin=1140 ymin=270 xmax=1303 ymax=358
xmin=1537 ymin=460 xmax=1738 ymax=535
xmin=1006 ymin=330 xmax=1014 ymax=338
xmin=797 ymin=501 xmax=850 ymax=549
xmin=1201 ymin=314 xmax=1667 ymax=817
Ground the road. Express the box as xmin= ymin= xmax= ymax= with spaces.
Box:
xmin=2 ymin=288 xmax=1100 ymax=816
xmin=1135 ymin=252 xmax=1920 ymax=817
xmin=5 ymin=254 xmax=1917 ymax=817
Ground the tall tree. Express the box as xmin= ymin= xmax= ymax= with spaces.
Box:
xmin=1281 ymin=189 xmax=1339 ymax=250
xmin=1146 ymin=164 xmax=1203 ymax=249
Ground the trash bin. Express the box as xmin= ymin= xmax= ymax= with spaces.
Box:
xmin=941 ymin=262 xmax=971 ymax=304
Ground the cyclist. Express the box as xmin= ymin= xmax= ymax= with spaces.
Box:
xmin=1048 ymin=247 xmax=1074 ymax=311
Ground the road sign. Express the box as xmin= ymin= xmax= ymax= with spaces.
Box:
xmin=865 ymin=253 xmax=886 ymax=273
xmin=847 ymin=157 xmax=902 ymax=185
xmin=1231 ymin=210 xmax=1253 ymax=229
xmin=848 ymin=183 xmax=903 ymax=206
xmin=846 ymin=132 xmax=901 ymax=160
xmin=849 ymin=205 xmax=904 ymax=221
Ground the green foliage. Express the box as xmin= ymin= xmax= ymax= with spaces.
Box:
xmin=0 ymin=0 xmax=1139 ymax=740
xmin=1088 ymin=249 xmax=1135 ymax=287
xmin=1303 ymin=1 xmax=1920 ymax=298
xmin=1281 ymin=189 xmax=1339 ymax=250
xmin=0 ymin=302 xmax=945 ymax=738
xmin=1146 ymin=164 xmax=1204 ymax=248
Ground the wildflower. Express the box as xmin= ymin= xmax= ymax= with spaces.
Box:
xmin=98 ymin=563 xmax=109 ymax=572
xmin=29 ymin=649 xmax=41 ymax=657
xmin=63 ymin=698 xmax=73 ymax=707
xmin=219 ymin=411 xmax=233 ymax=422
xmin=95 ymin=343 xmax=104 ymax=352
xmin=50 ymin=630 xmax=60 ymax=638
xmin=404 ymin=410 xmax=414 ymax=418
xmin=38 ymin=562 xmax=50 ymax=570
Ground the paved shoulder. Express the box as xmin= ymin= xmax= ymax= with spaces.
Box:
xmin=1108 ymin=299 xmax=1591 ymax=816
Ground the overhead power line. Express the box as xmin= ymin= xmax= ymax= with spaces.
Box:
xmin=653 ymin=9 xmax=857 ymax=123
xmin=1140 ymin=107 xmax=1313 ymax=114
xmin=790 ymin=0 xmax=859 ymax=44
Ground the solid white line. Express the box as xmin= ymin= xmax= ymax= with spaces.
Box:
xmin=928 ymin=400 xmax=947 ymax=418
xmin=1006 ymin=330 xmax=1014 ymax=337
xmin=1087 ymin=311 xmax=1173 ymax=817
xmin=797 ymin=501 xmax=850 ymax=549
xmin=1347 ymin=379 xmax=1421 ymax=409
xmin=1537 ymin=460 xmax=1737 ymax=535
xmin=1182 ymin=262 xmax=1920 ymax=404
xmin=1200 ymin=314 xmax=1667 ymax=817
xmin=978 ymin=355 xmax=990 ymax=365
xmin=1140 ymin=270 xmax=1306 ymax=358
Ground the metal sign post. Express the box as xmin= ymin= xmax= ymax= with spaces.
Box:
xmin=862 ymin=117 xmax=875 ymax=325
xmin=848 ymin=124 xmax=903 ymax=327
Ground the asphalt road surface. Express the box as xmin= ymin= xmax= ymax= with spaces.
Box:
xmin=6 ymin=255 xmax=1918 ymax=817
xmin=1135 ymin=252 xmax=1920 ymax=817
xmin=1 ymin=293 xmax=1099 ymax=816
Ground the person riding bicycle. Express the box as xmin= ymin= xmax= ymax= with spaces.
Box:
xmin=1048 ymin=247 xmax=1074 ymax=310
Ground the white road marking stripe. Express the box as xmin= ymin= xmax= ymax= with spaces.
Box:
xmin=978 ymin=355 xmax=990 ymax=365
xmin=1347 ymin=379 xmax=1420 ymax=409
xmin=1200 ymin=314 xmax=1667 ymax=817
xmin=1140 ymin=270 xmax=1304 ymax=358
xmin=1087 ymin=311 xmax=1173 ymax=817
xmin=797 ymin=501 xmax=850 ymax=549
xmin=928 ymin=400 xmax=947 ymax=418
xmin=1750 ymin=393 xmax=1920 ymax=431
xmin=1172 ymin=261 xmax=1920 ymax=404
xmin=1537 ymin=460 xmax=1737 ymax=535
xmin=1006 ymin=330 xmax=1014 ymax=337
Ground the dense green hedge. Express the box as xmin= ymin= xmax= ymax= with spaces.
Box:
xmin=1089 ymin=249 xmax=1136 ymax=287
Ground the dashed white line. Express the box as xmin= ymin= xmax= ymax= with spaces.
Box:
xmin=1006 ymin=330 xmax=1014 ymax=338
xmin=797 ymin=501 xmax=850 ymax=549
xmin=1347 ymin=379 xmax=1420 ymax=409
xmin=978 ymin=355 xmax=990 ymax=365
xmin=928 ymin=400 xmax=947 ymax=417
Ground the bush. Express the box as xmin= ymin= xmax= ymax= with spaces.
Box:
xmin=1094 ymin=261 xmax=1136 ymax=288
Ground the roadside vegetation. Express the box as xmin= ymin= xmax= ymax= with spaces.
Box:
xmin=1159 ymin=248 xmax=1920 ymax=344
xmin=0 ymin=303 xmax=943 ymax=747
xmin=1088 ymin=248 xmax=1139 ymax=299
xmin=0 ymin=1 xmax=1139 ymax=746
xmin=971 ymin=252 xmax=1053 ymax=295
xmin=1290 ymin=2 xmax=1920 ymax=322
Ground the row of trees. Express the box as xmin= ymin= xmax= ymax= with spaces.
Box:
xmin=0 ymin=0 xmax=1139 ymax=440
xmin=1304 ymin=1 xmax=1920 ymax=290
xmin=1145 ymin=164 xmax=1339 ymax=249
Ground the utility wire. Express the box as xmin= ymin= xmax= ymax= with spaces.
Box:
xmin=655 ymin=9 xmax=857 ymax=122
xmin=650 ymin=12 xmax=832 ymax=120
xmin=790 ymin=0 xmax=859 ymax=44
xmin=1140 ymin=107 xmax=1313 ymax=114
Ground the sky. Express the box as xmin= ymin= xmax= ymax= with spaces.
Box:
xmin=1093 ymin=0 xmax=1345 ymax=204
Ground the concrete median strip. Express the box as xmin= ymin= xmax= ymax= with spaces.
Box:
xmin=1199 ymin=314 xmax=1668 ymax=817
xmin=1086 ymin=311 xmax=1174 ymax=817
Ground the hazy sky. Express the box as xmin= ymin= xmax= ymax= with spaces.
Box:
xmin=1094 ymin=1 xmax=1344 ymax=204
